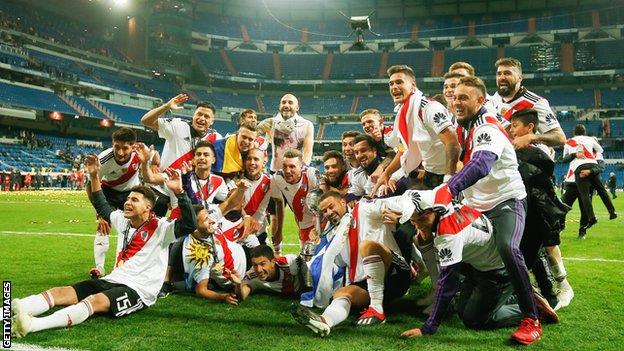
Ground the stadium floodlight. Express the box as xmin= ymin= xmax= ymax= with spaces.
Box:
xmin=338 ymin=10 xmax=379 ymax=48
xmin=112 ymin=0 xmax=128 ymax=8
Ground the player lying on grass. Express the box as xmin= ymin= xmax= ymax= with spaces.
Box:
xmin=291 ymin=190 xmax=412 ymax=337
xmin=399 ymin=185 xmax=559 ymax=345
xmin=11 ymin=155 xmax=197 ymax=338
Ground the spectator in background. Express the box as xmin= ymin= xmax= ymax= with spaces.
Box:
xmin=24 ymin=173 xmax=32 ymax=190
xmin=34 ymin=171 xmax=42 ymax=190
xmin=608 ymin=172 xmax=617 ymax=199
xmin=10 ymin=168 xmax=21 ymax=191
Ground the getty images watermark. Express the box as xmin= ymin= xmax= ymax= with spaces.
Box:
xmin=2 ymin=281 xmax=10 ymax=348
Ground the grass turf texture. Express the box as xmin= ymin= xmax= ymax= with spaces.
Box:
xmin=1 ymin=190 xmax=623 ymax=351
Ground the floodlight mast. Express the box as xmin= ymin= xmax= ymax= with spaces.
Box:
xmin=338 ymin=10 xmax=380 ymax=46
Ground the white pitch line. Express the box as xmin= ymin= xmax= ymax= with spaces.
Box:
xmin=8 ymin=343 xmax=86 ymax=351
xmin=0 ymin=230 xmax=301 ymax=246
xmin=565 ymin=257 xmax=624 ymax=263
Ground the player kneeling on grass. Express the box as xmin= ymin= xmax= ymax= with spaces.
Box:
xmin=229 ymin=245 xmax=309 ymax=301
xmin=11 ymin=155 xmax=197 ymax=338
xmin=399 ymin=185 xmax=558 ymax=345
xmin=291 ymin=190 xmax=412 ymax=337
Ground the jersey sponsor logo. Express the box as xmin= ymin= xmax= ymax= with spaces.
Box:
xmin=438 ymin=247 xmax=453 ymax=262
xmin=433 ymin=112 xmax=447 ymax=125
xmin=476 ymin=133 xmax=492 ymax=146
xmin=545 ymin=113 xmax=556 ymax=124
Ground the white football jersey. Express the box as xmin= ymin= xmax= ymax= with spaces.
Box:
xmin=490 ymin=88 xmax=560 ymax=134
xmin=265 ymin=114 xmax=313 ymax=172
xmin=97 ymin=148 xmax=141 ymax=192
xmin=242 ymin=173 xmax=273 ymax=225
xmin=182 ymin=234 xmax=247 ymax=290
xmin=271 ymin=167 xmax=320 ymax=230
xmin=347 ymin=167 xmax=374 ymax=198
xmin=410 ymin=98 xmax=456 ymax=175
xmin=157 ymin=118 xmax=222 ymax=171
xmin=102 ymin=211 xmax=177 ymax=306
xmin=242 ymin=254 xmax=303 ymax=295
xmin=457 ymin=113 xmax=527 ymax=211
xmin=563 ymin=135 xmax=603 ymax=182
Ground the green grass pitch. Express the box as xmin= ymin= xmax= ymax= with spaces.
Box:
xmin=1 ymin=190 xmax=623 ymax=350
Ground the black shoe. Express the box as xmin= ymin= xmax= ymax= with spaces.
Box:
xmin=578 ymin=227 xmax=586 ymax=239
xmin=610 ymin=212 xmax=617 ymax=220
xmin=158 ymin=282 xmax=173 ymax=298
xmin=585 ymin=217 xmax=598 ymax=229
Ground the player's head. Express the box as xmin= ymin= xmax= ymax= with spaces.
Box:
xmin=192 ymin=101 xmax=216 ymax=135
xmin=454 ymin=76 xmax=486 ymax=123
xmin=279 ymin=93 xmax=299 ymax=118
xmin=387 ymin=65 xmax=416 ymax=104
xmin=510 ymin=109 xmax=539 ymax=139
xmin=495 ymin=57 xmax=523 ymax=98
xmin=124 ymin=185 xmax=155 ymax=219
xmin=448 ymin=61 xmax=476 ymax=77
xmin=353 ymin=134 xmax=377 ymax=169
xmin=574 ymin=124 xmax=586 ymax=136
xmin=250 ymin=244 xmax=278 ymax=281
xmin=111 ymin=127 xmax=137 ymax=164
xmin=360 ymin=109 xmax=385 ymax=142
xmin=282 ymin=149 xmax=304 ymax=184
xmin=237 ymin=122 xmax=258 ymax=153
xmin=319 ymin=190 xmax=347 ymax=224
xmin=194 ymin=205 xmax=217 ymax=239
xmin=244 ymin=148 xmax=267 ymax=179
xmin=193 ymin=141 xmax=216 ymax=173
xmin=239 ymin=109 xmax=257 ymax=125
xmin=322 ymin=150 xmax=346 ymax=184
xmin=341 ymin=131 xmax=360 ymax=163
xmin=443 ymin=71 xmax=466 ymax=107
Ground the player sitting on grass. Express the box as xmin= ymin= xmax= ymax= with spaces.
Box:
xmin=399 ymin=185 xmax=559 ymax=345
xmin=290 ymin=191 xmax=411 ymax=337
xmin=11 ymin=155 xmax=196 ymax=338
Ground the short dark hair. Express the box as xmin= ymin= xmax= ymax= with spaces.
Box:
xmin=510 ymin=109 xmax=539 ymax=133
xmin=239 ymin=121 xmax=258 ymax=133
xmin=319 ymin=190 xmax=342 ymax=202
xmin=574 ymin=124 xmax=586 ymax=136
xmin=352 ymin=133 xmax=376 ymax=150
xmin=193 ymin=204 xmax=205 ymax=216
xmin=196 ymin=101 xmax=216 ymax=114
xmin=495 ymin=57 xmax=523 ymax=74
xmin=341 ymin=131 xmax=360 ymax=140
xmin=194 ymin=140 xmax=216 ymax=157
xmin=387 ymin=65 xmax=416 ymax=81
xmin=112 ymin=127 xmax=137 ymax=143
xmin=129 ymin=185 xmax=156 ymax=207
xmin=448 ymin=62 xmax=476 ymax=76
xmin=457 ymin=76 xmax=487 ymax=98
xmin=250 ymin=244 xmax=275 ymax=260
xmin=323 ymin=150 xmax=345 ymax=165
xmin=443 ymin=71 xmax=467 ymax=80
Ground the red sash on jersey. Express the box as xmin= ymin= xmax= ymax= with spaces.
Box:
xmin=291 ymin=172 xmax=309 ymax=223
xmin=214 ymin=234 xmax=234 ymax=279
xmin=101 ymin=154 xmax=140 ymax=188
xmin=458 ymin=115 xmax=510 ymax=164
xmin=566 ymin=139 xmax=595 ymax=159
xmin=340 ymin=172 xmax=350 ymax=188
xmin=438 ymin=205 xmax=483 ymax=236
xmin=502 ymin=99 xmax=535 ymax=121
xmin=275 ymin=256 xmax=294 ymax=294
xmin=199 ymin=175 xmax=224 ymax=200
xmin=168 ymin=132 xmax=215 ymax=170
xmin=244 ymin=175 xmax=271 ymax=216
xmin=115 ymin=217 xmax=159 ymax=267
xmin=397 ymin=92 xmax=414 ymax=147
xmin=347 ymin=204 xmax=360 ymax=283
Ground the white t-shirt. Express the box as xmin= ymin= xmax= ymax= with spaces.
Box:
xmin=490 ymin=88 xmax=560 ymax=134
xmin=264 ymin=114 xmax=313 ymax=172
xmin=270 ymin=167 xmax=320 ymax=230
xmin=182 ymin=234 xmax=247 ymax=291
xmin=242 ymin=254 xmax=303 ymax=295
xmin=103 ymin=211 xmax=177 ymax=306
xmin=460 ymin=113 xmax=527 ymax=211
xmin=563 ymin=135 xmax=603 ymax=182
xmin=97 ymin=149 xmax=141 ymax=192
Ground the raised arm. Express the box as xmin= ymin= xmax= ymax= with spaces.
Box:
xmin=135 ymin=143 xmax=165 ymax=185
xmin=164 ymin=168 xmax=197 ymax=238
xmin=140 ymin=94 xmax=188 ymax=131
xmin=84 ymin=155 xmax=115 ymax=222
xmin=302 ymin=122 xmax=314 ymax=166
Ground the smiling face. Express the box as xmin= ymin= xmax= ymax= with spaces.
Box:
xmin=195 ymin=209 xmax=217 ymax=239
xmin=496 ymin=64 xmax=522 ymax=98
xmin=510 ymin=119 xmax=533 ymax=139
xmin=388 ymin=72 xmax=416 ymax=105
xmin=342 ymin=136 xmax=356 ymax=161
xmin=324 ymin=157 xmax=345 ymax=184
xmin=354 ymin=140 xmax=377 ymax=168
xmin=279 ymin=94 xmax=299 ymax=119
xmin=453 ymin=84 xmax=485 ymax=123
xmin=193 ymin=146 xmax=216 ymax=172
xmin=360 ymin=113 xmax=384 ymax=141
xmin=282 ymin=156 xmax=303 ymax=184
xmin=319 ymin=196 xmax=346 ymax=225
xmin=123 ymin=191 xmax=152 ymax=219
xmin=244 ymin=148 xmax=266 ymax=179
xmin=240 ymin=111 xmax=257 ymax=125
xmin=192 ymin=106 xmax=214 ymax=134
xmin=251 ymin=255 xmax=277 ymax=281
xmin=443 ymin=77 xmax=461 ymax=107
xmin=112 ymin=140 xmax=133 ymax=164
xmin=237 ymin=127 xmax=257 ymax=153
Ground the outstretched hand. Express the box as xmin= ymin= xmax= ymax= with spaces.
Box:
xmin=164 ymin=168 xmax=183 ymax=194
xmin=84 ymin=154 xmax=100 ymax=178
xmin=133 ymin=142 xmax=151 ymax=163
xmin=167 ymin=94 xmax=188 ymax=110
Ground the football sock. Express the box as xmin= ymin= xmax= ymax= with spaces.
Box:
xmin=362 ymin=254 xmax=386 ymax=313
xmin=321 ymin=296 xmax=351 ymax=328
xmin=419 ymin=242 xmax=440 ymax=289
xmin=20 ymin=290 xmax=55 ymax=316
xmin=93 ymin=233 xmax=109 ymax=273
xmin=30 ymin=300 xmax=93 ymax=332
